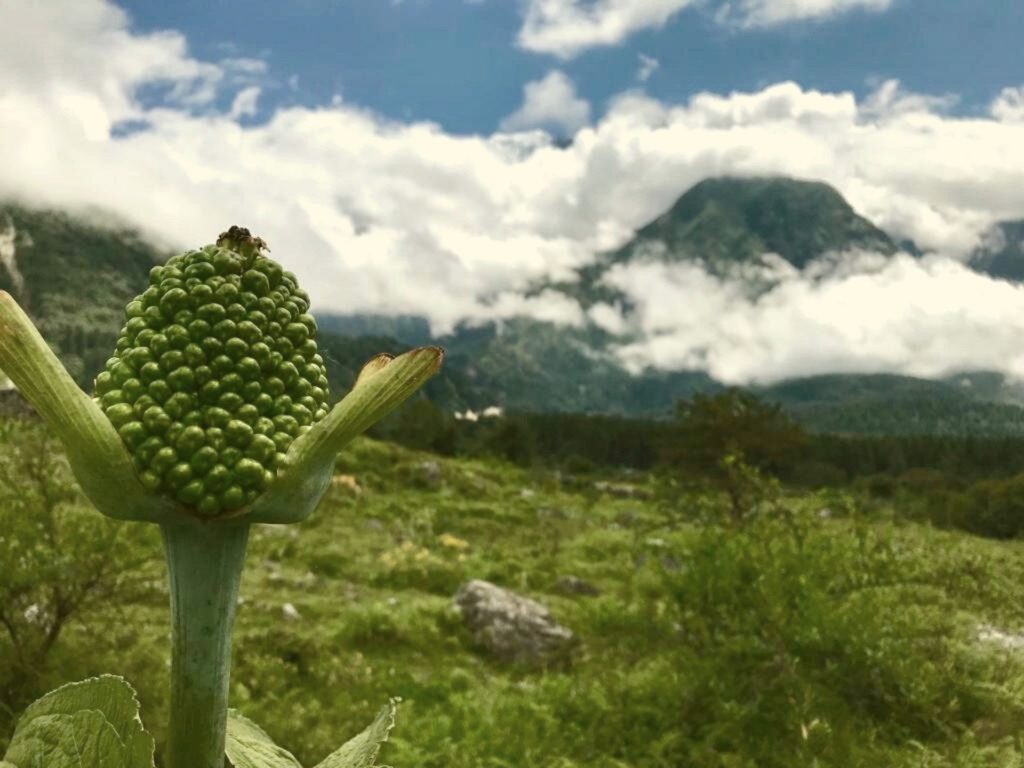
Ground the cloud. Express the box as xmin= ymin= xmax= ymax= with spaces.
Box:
xmin=602 ymin=254 xmax=1024 ymax=384
xmin=499 ymin=70 xmax=592 ymax=134
xmin=516 ymin=0 xmax=894 ymax=58
xmin=228 ymin=86 xmax=261 ymax=120
xmin=8 ymin=1 xmax=1024 ymax=383
xmin=518 ymin=0 xmax=697 ymax=59
xmin=716 ymin=0 xmax=894 ymax=29
xmin=0 ymin=0 xmax=221 ymax=139
xmin=636 ymin=53 xmax=659 ymax=83
xmin=992 ymin=86 xmax=1024 ymax=123
xmin=860 ymin=78 xmax=958 ymax=118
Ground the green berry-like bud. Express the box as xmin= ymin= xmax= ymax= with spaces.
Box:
xmin=94 ymin=227 xmax=329 ymax=517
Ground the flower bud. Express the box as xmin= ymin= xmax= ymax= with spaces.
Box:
xmin=95 ymin=227 xmax=329 ymax=515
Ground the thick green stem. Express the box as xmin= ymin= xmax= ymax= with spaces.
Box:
xmin=162 ymin=521 xmax=250 ymax=768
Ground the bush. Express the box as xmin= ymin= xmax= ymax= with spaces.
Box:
xmin=646 ymin=508 xmax=1024 ymax=766
xmin=956 ymin=473 xmax=1024 ymax=539
xmin=0 ymin=419 xmax=159 ymax=742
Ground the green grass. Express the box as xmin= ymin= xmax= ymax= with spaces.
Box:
xmin=7 ymin=435 xmax=1024 ymax=766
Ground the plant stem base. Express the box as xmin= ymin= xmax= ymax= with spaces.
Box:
xmin=162 ymin=521 xmax=249 ymax=768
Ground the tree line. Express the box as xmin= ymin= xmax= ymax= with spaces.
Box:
xmin=371 ymin=389 xmax=1024 ymax=539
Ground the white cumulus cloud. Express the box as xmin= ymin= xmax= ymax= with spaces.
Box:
xmin=603 ymin=254 xmax=1024 ymax=384
xmin=518 ymin=0 xmax=697 ymax=59
xmin=517 ymin=0 xmax=894 ymax=58
xmin=500 ymin=70 xmax=592 ymax=134
xmin=716 ymin=0 xmax=894 ymax=29
xmin=992 ymin=86 xmax=1024 ymax=123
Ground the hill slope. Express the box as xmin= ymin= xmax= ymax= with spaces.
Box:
xmin=0 ymin=204 xmax=162 ymax=383
xmin=759 ymin=373 xmax=1024 ymax=436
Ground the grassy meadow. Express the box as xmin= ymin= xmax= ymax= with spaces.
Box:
xmin=6 ymin=418 xmax=1024 ymax=766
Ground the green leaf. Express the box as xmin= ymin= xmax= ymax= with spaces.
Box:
xmin=225 ymin=711 xmax=302 ymax=768
xmin=4 ymin=712 xmax=130 ymax=768
xmin=16 ymin=676 xmax=154 ymax=766
xmin=244 ymin=347 xmax=443 ymax=524
xmin=314 ymin=700 xmax=397 ymax=768
xmin=0 ymin=292 xmax=180 ymax=524
xmin=3 ymin=676 xmax=154 ymax=768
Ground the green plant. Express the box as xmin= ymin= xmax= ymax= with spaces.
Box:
xmin=0 ymin=227 xmax=442 ymax=767
xmin=0 ymin=419 xmax=157 ymax=722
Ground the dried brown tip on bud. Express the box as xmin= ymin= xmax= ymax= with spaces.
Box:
xmin=216 ymin=226 xmax=270 ymax=262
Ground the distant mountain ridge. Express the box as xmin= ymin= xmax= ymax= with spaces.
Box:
xmin=5 ymin=175 xmax=1024 ymax=436
xmin=969 ymin=220 xmax=1024 ymax=281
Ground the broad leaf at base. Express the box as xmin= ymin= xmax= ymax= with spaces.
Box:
xmin=314 ymin=700 xmax=397 ymax=768
xmin=226 ymin=701 xmax=397 ymax=768
xmin=226 ymin=711 xmax=302 ymax=768
xmin=2 ymin=676 xmax=154 ymax=768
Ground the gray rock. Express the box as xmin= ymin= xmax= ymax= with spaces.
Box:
xmin=593 ymin=481 xmax=652 ymax=500
xmin=419 ymin=460 xmax=442 ymax=484
xmin=453 ymin=579 xmax=576 ymax=667
xmin=554 ymin=576 xmax=601 ymax=597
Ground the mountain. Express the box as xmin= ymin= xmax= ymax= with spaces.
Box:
xmin=610 ymin=176 xmax=899 ymax=272
xmin=316 ymin=332 xmax=482 ymax=410
xmin=313 ymin=176 xmax=1024 ymax=432
xmin=969 ymin=220 xmax=1024 ymax=281
xmin=0 ymin=204 xmax=163 ymax=383
xmin=6 ymin=175 xmax=1024 ymax=437
xmin=399 ymin=176 xmax=912 ymax=418
xmin=549 ymin=175 xmax=902 ymax=307
xmin=317 ymin=313 xmax=434 ymax=346
xmin=431 ymin=318 xmax=715 ymax=415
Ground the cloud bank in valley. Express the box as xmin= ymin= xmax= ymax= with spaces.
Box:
xmin=5 ymin=0 xmax=1024 ymax=383
xmin=596 ymin=253 xmax=1024 ymax=384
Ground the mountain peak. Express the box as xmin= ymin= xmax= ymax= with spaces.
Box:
xmin=615 ymin=175 xmax=897 ymax=271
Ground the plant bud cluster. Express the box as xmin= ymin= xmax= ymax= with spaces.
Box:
xmin=94 ymin=237 xmax=329 ymax=516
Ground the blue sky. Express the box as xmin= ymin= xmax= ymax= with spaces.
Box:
xmin=118 ymin=0 xmax=1024 ymax=134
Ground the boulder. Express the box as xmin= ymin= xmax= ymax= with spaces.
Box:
xmin=453 ymin=579 xmax=576 ymax=667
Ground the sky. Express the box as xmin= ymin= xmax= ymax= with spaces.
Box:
xmin=117 ymin=0 xmax=1023 ymax=136
xmin=5 ymin=0 xmax=1024 ymax=383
